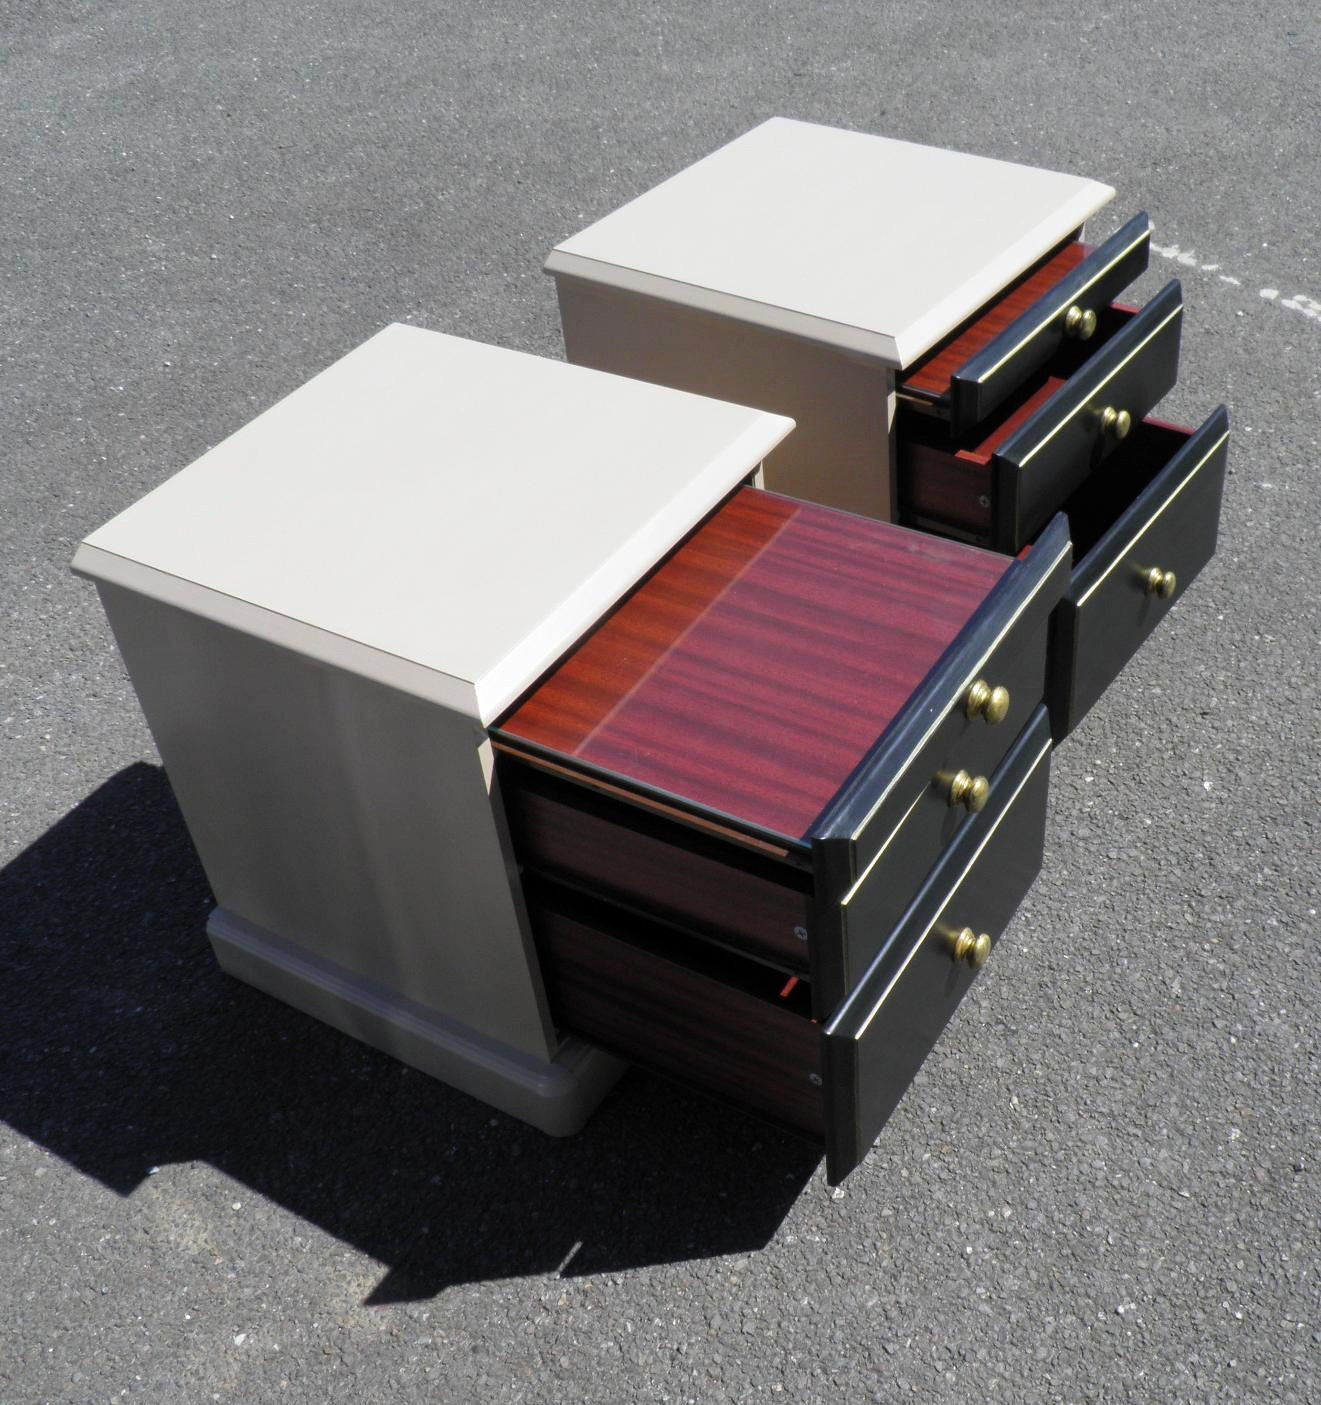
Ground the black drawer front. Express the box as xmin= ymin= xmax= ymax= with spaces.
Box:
xmin=806 ymin=516 xmax=1070 ymax=1015
xmin=1049 ymin=406 xmax=1230 ymax=738
xmin=950 ymin=213 xmax=1152 ymax=436
xmin=810 ymin=600 xmax=1048 ymax=1004
xmin=994 ymin=280 xmax=1184 ymax=551
xmin=822 ymin=707 xmax=1053 ymax=1185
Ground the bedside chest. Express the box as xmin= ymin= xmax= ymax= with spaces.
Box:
xmin=494 ymin=488 xmax=1072 ymax=1182
xmin=72 ymin=323 xmax=793 ymax=1135
xmin=545 ymin=118 xmax=1229 ymax=737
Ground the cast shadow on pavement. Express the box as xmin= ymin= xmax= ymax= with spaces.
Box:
xmin=1 ymin=764 xmax=820 ymax=1303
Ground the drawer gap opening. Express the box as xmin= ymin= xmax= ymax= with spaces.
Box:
xmin=1061 ymin=418 xmax=1193 ymax=561
xmin=897 ymin=300 xmax=1148 ymax=550
xmin=897 ymin=371 xmax=1073 ymax=544
xmin=494 ymin=742 xmax=812 ymax=867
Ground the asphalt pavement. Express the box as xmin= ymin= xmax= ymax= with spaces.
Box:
xmin=3 ymin=2 xmax=1318 ymax=1401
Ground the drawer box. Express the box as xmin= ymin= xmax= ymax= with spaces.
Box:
xmin=899 ymin=212 xmax=1153 ymax=437
xmin=526 ymin=706 xmax=1055 ymax=1184
xmin=903 ymin=403 xmax=1229 ymax=740
xmin=527 ymin=878 xmax=827 ymax=1140
xmin=899 ymin=278 xmax=1185 ymax=552
xmin=495 ymin=487 xmax=1071 ymax=1016
xmin=1049 ymin=406 xmax=1230 ymax=735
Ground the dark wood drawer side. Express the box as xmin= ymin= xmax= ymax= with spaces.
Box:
xmin=1049 ymin=406 xmax=1230 ymax=737
xmin=498 ymin=753 xmax=814 ymax=970
xmin=527 ymin=878 xmax=825 ymax=1138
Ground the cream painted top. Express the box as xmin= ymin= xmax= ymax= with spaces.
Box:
xmin=74 ymin=324 xmax=793 ymax=722
xmin=546 ymin=117 xmax=1114 ymax=368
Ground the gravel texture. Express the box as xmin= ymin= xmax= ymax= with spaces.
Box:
xmin=2 ymin=2 xmax=1318 ymax=1401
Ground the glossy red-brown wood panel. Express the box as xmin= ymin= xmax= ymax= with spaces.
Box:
xmin=498 ymin=489 xmax=1010 ymax=841
xmin=975 ymin=376 xmax=1069 ymax=456
xmin=901 ymin=241 xmax=1089 ymax=397
xmin=900 ymin=439 xmax=994 ymax=539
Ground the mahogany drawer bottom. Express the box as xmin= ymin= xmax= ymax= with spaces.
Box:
xmin=524 ymin=709 xmax=1054 ymax=1184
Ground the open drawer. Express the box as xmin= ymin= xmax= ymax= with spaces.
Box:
xmin=526 ymin=707 xmax=1054 ymax=1185
xmin=495 ymin=489 xmax=1071 ymax=1016
xmin=899 ymin=213 xmax=1154 ymax=438
xmin=899 ymin=278 xmax=1185 ymax=552
xmin=1048 ymin=405 xmax=1230 ymax=736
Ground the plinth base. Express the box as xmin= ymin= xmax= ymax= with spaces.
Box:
xmin=207 ymin=907 xmax=626 ymax=1136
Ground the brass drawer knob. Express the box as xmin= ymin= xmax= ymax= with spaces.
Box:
xmin=945 ymin=769 xmax=990 ymax=812
xmin=1100 ymin=405 xmax=1132 ymax=440
xmin=1064 ymin=304 xmax=1098 ymax=340
xmin=965 ymin=679 xmax=1011 ymax=724
xmin=951 ymin=927 xmax=993 ymax=968
xmin=1142 ymin=565 xmax=1178 ymax=599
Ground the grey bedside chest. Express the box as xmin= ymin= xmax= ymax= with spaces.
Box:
xmin=545 ymin=118 xmax=1228 ymax=739
xmin=73 ymin=322 xmax=792 ymax=1134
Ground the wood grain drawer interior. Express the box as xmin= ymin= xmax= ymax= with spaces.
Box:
xmin=495 ymin=488 xmax=1072 ymax=1017
xmin=898 ymin=213 xmax=1153 ymax=437
xmin=523 ymin=708 xmax=1055 ymax=1184
xmin=496 ymin=487 xmax=1013 ymax=842
xmin=899 ymin=237 xmax=1090 ymax=405
xmin=899 ymin=281 xmax=1184 ymax=552
xmin=498 ymin=521 xmax=1060 ymax=1006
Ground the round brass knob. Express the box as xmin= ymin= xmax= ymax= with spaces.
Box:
xmin=1064 ymin=304 xmax=1098 ymax=340
xmin=951 ymin=927 xmax=993 ymax=968
xmin=1100 ymin=406 xmax=1132 ymax=440
xmin=1143 ymin=565 xmax=1177 ymax=599
xmin=965 ymin=679 xmax=1011 ymax=725
xmin=946 ymin=770 xmax=990 ymax=812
